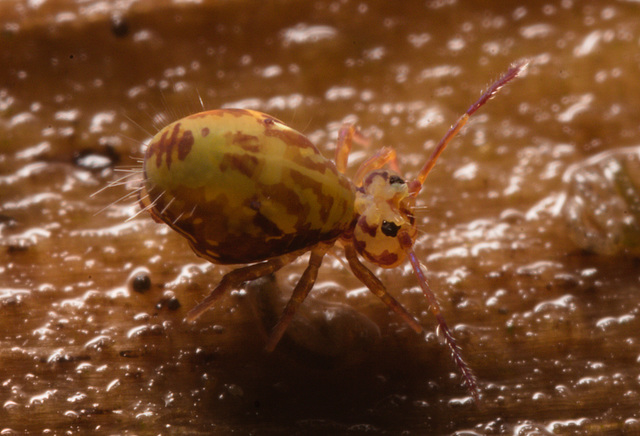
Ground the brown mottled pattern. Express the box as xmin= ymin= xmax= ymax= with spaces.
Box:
xmin=357 ymin=215 xmax=377 ymax=238
xmin=167 ymin=185 xmax=342 ymax=263
xmin=268 ymin=121 xmax=351 ymax=228
xmin=363 ymin=169 xmax=388 ymax=185
xmin=354 ymin=238 xmax=399 ymax=266
xmin=145 ymin=122 xmax=195 ymax=170
xmin=218 ymin=152 xmax=260 ymax=178
xmin=262 ymin=121 xmax=317 ymax=151
xmin=177 ymin=129 xmax=194 ymax=160
xmin=288 ymin=169 xmax=335 ymax=223
xmin=151 ymin=124 xmax=175 ymax=169
xmin=231 ymin=131 xmax=261 ymax=153
xmin=368 ymin=250 xmax=399 ymax=266
xmin=258 ymin=180 xmax=312 ymax=228
xmin=252 ymin=209 xmax=285 ymax=237
xmin=292 ymin=150 xmax=343 ymax=180
xmin=186 ymin=108 xmax=254 ymax=120
xmin=350 ymin=169 xmax=417 ymax=269
xmin=142 ymin=109 xmax=356 ymax=264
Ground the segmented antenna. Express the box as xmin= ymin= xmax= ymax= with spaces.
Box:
xmin=409 ymin=60 xmax=529 ymax=196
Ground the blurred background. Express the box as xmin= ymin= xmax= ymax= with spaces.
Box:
xmin=1 ymin=0 xmax=640 ymax=434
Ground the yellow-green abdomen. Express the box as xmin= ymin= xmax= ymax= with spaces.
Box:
xmin=141 ymin=109 xmax=355 ymax=264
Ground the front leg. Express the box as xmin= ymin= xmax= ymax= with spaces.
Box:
xmin=344 ymin=243 xmax=423 ymax=334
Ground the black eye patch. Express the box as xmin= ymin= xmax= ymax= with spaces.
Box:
xmin=381 ymin=220 xmax=400 ymax=237
xmin=389 ymin=175 xmax=405 ymax=185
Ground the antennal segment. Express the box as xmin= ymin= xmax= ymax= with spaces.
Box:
xmin=408 ymin=61 xmax=529 ymax=196
xmin=398 ymin=231 xmax=480 ymax=401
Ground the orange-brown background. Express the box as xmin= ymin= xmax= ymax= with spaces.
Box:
xmin=1 ymin=0 xmax=639 ymax=434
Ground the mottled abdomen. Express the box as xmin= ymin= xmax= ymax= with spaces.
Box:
xmin=140 ymin=109 xmax=356 ymax=264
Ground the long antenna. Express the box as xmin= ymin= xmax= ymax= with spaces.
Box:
xmin=399 ymin=232 xmax=480 ymax=401
xmin=409 ymin=61 xmax=529 ymax=196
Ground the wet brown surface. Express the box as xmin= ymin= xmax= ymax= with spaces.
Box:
xmin=1 ymin=0 xmax=640 ymax=434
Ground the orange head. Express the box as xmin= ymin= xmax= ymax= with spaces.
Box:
xmin=352 ymin=169 xmax=417 ymax=268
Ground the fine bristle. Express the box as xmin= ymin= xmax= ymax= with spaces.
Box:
xmin=404 ymin=245 xmax=481 ymax=401
xmin=410 ymin=61 xmax=527 ymax=195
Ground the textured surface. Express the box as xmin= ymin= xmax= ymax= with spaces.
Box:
xmin=1 ymin=0 xmax=640 ymax=434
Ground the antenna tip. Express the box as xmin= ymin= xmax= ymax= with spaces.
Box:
xmin=511 ymin=59 xmax=531 ymax=76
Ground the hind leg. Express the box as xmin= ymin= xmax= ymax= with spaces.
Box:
xmin=186 ymin=250 xmax=304 ymax=322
